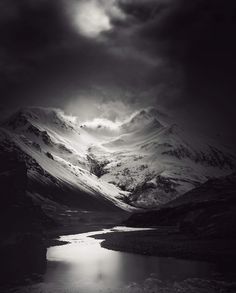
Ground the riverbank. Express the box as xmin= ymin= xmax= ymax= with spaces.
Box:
xmin=93 ymin=174 xmax=236 ymax=267
xmin=44 ymin=209 xmax=129 ymax=247
xmin=93 ymin=227 xmax=236 ymax=266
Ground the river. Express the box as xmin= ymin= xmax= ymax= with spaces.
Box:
xmin=11 ymin=227 xmax=228 ymax=293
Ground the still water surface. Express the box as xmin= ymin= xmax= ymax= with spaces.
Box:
xmin=41 ymin=226 xmax=218 ymax=293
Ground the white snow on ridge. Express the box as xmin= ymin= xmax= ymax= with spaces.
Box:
xmin=0 ymin=107 xmax=235 ymax=210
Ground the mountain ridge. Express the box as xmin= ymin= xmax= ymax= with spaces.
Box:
xmin=0 ymin=106 xmax=235 ymax=210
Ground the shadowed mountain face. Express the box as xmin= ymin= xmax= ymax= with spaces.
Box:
xmin=0 ymin=153 xmax=55 ymax=285
xmin=0 ymin=107 xmax=235 ymax=211
xmin=124 ymin=173 xmax=236 ymax=239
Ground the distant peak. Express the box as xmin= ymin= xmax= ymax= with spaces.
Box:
xmin=121 ymin=107 xmax=164 ymax=133
xmin=134 ymin=107 xmax=167 ymax=117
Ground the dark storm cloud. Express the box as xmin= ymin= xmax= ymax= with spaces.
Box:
xmin=114 ymin=0 xmax=236 ymax=143
xmin=0 ymin=0 xmax=150 ymax=109
xmin=149 ymin=0 xmax=236 ymax=109
xmin=1 ymin=0 xmax=236 ymax=144
xmin=116 ymin=0 xmax=236 ymax=100
xmin=0 ymin=0 xmax=71 ymax=105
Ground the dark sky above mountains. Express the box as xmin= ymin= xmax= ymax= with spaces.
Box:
xmin=1 ymin=0 xmax=236 ymax=143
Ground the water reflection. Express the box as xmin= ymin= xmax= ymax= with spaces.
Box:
xmin=44 ymin=227 xmax=216 ymax=293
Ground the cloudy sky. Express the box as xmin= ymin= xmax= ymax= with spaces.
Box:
xmin=1 ymin=0 xmax=236 ymax=143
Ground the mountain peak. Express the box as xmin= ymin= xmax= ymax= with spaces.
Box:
xmin=3 ymin=107 xmax=77 ymax=132
xmin=121 ymin=108 xmax=164 ymax=133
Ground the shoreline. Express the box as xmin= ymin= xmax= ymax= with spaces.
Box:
xmin=47 ymin=221 xmax=236 ymax=266
xmin=92 ymin=228 xmax=236 ymax=266
xmin=44 ymin=210 xmax=130 ymax=247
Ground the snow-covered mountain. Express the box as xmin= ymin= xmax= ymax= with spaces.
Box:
xmin=0 ymin=108 xmax=131 ymax=211
xmin=83 ymin=107 xmax=235 ymax=208
xmin=0 ymin=107 xmax=235 ymax=210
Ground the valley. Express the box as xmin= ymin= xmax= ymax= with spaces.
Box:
xmin=0 ymin=107 xmax=236 ymax=292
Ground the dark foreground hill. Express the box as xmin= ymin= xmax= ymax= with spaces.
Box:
xmin=124 ymin=173 xmax=236 ymax=239
xmin=0 ymin=153 xmax=55 ymax=285
xmin=95 ymin=174 xmax=236 ymax=264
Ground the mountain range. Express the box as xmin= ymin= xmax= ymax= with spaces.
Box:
xmin=0 ymin=107 xmax=235 ymax=211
